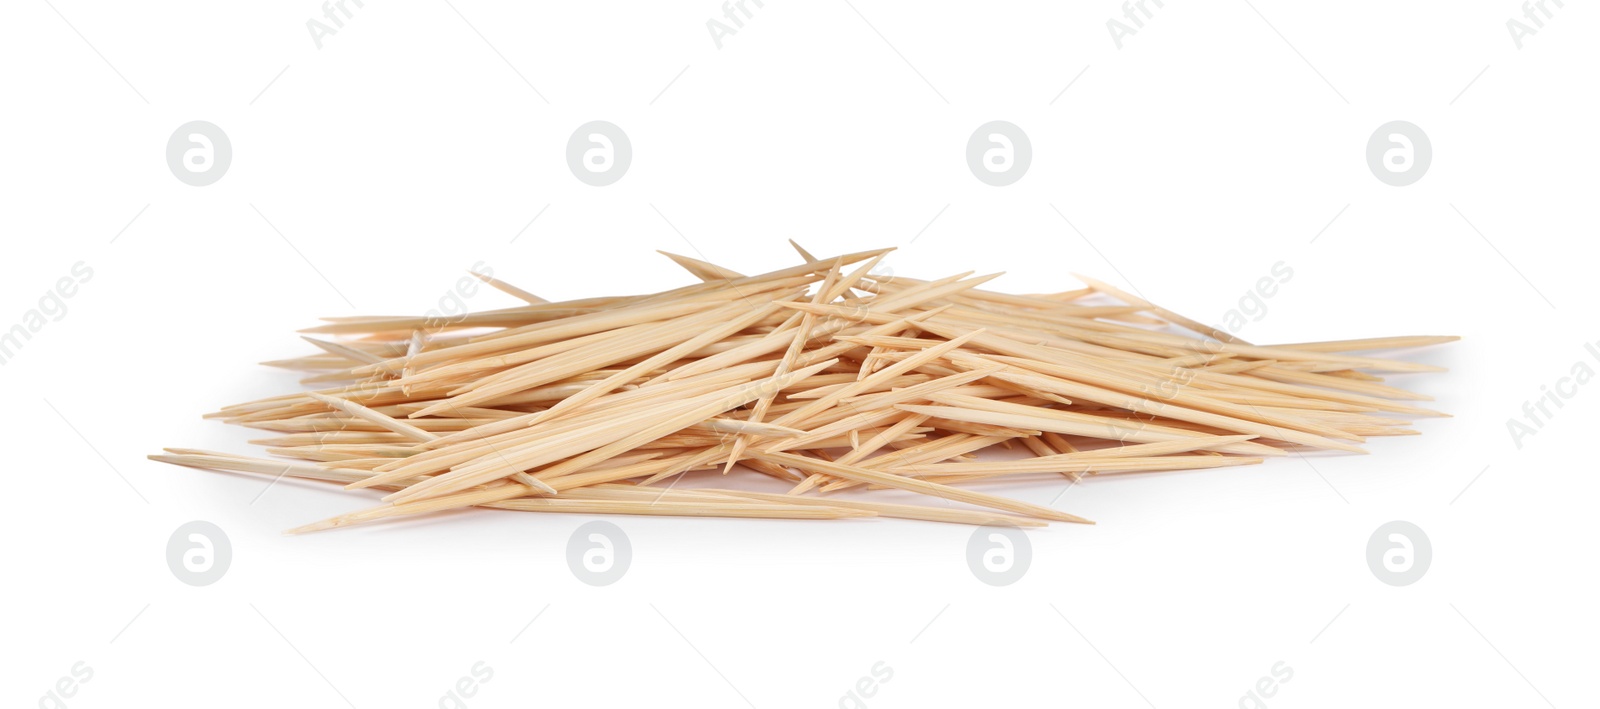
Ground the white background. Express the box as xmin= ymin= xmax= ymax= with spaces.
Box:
xmin=3 ymin=1 xmax=1596 ymax=707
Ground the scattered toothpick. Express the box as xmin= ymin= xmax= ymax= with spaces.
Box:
xmin=152 ymin=245 xmax=1454 ymax=533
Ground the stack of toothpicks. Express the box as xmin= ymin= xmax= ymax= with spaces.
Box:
xmin=153 ymin=244 xmax=1453 ymax=532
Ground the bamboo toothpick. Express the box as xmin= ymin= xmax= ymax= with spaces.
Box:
xmin=153 ymin=244 xmax=1452 ymax=533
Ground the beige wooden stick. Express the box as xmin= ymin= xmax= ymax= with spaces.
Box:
xmin=756 ymin=451 xmax=1093 ymax=524
xmin=154 ymin=244 xmax=1452 ymax=533
xmin=470 ymin=270 xmax=548 ymax=304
